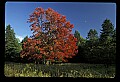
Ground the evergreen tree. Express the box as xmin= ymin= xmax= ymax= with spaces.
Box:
xmin=5 ymin=25 xmax=21 ymax=61
xmin=70 ymin=30 xmax=86 ymax=63
xmin=86 ymin=29 xmax=98 ymax=41
xmin=21 ymin=36 xmax=28 ymax=49
xmin=100 ymin=19 xmax=114 ymax=43
xmin=83 ymin=29 xmax=99 ymax=63
xmin=112 ymin=29 xmax=116 ymax=42
xmin=16 ymin=38 xmax=22 ymax=52
xmin=21 ymin=36 xmax=28 ymax=44
xmin=99 ymin=19 xmax=115 ymax=65
xmin=74 ymin=30 xmax=81 ymax=46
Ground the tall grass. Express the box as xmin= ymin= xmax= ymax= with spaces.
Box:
xmin=4 ymin=62 xmax=115 ymax=78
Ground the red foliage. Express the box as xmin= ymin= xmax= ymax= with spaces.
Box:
xmin=21 ymin=7 xmax=78 ymax=63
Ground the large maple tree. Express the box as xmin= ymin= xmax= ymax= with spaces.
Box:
xmin=21 ymin=7 xmax=78 ymax=63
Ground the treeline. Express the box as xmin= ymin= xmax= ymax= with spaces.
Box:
xmin=5 ymin=19 xmax=116 ymax=64
xmin=69 ymin=19 xmax=116 ymax=64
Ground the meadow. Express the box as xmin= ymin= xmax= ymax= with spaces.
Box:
xmin=4 ymin=62 xmax=115 ymax=78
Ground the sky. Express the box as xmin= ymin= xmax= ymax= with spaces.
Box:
xmin=5 ymin=2 xmax=116 ymax=42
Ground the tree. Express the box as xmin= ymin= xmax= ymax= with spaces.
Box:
xmin=112 ymin=29 xmax=116 ymax=42
xmin=74 ymin=30 xmax=82 ymax=46
xmin=15 ymin=38 xmax=22 ymax=56
xmin=5 ymin=25 xmax=21 ymax=61
xmin=80 ymin=29 xmax=98 ymax=63
xmin=21 ymin=36 xmax=28 ymax=44
xmin=83 ymin=19 xmax=115 ymax=64
xmin=99 ymin=19 xmax=115 ymax=65
xmin=21 ymin=7 xmax=78 ymax=64
xmin=69 ymin=31 xmax=86 ymax=63
xmin=20 ymin=35 xmax=34 ymax=63
xmin=86 ymin=29 xmax=98 ymax=41
xmin=100 ymin=19 xmax=114 ymax=42
xmin=111 ymin=29 xmax=116 ymax=62
xmin=21 ymin=36 xmax=28 ymax=49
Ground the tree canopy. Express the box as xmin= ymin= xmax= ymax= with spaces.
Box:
xmin=20 ymin=7 xmax=78 ymax=64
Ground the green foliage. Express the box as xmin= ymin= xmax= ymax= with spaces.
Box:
xmin=75 ymin=19 xmax=116 ymax=64
xmin=21 ymin=36 xmax=28 ymax=44
xmin=15 ymin=38 xmax=22 ymax=53
xmin=100 ymin=19 xmax=114 ymax=42
xmin=21 ymin=35 xmax=28 ymax=50
xmin=83 ymin=29 xmax=99 ymax=62
xmin=5 ymin=25 xmax=22 ymax=61
xmin=74 ymin=30 xmax=81 ymax=46
xmin=86 ymin=29 xmax=98 ymax=41
xmin=99 ymin=19 xmax=116 ymax=64
xmin=74 ymin=30 xmax=86 ymax=46
xmin=4 ymin=62 xmax=115 ymax=78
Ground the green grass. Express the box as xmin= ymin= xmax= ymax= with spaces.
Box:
xmin=4 ymin=62 xmax=115 ymax=78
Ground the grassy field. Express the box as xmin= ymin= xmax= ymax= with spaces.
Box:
xmin=4 ymin=62 xmax=115 ymax=78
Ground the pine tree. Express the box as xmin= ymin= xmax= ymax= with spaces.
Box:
xmin=100 ymin=19 xmax=114 ymax=43
xmin=21 ymin=36 xmax=28 ymax=49
xmin=99 ymin=19 xmax=115 ymax=65
xmin=74 ymin=30 xmax=81 ymax=46
xmin=86 ymin=29 xmax=98 ymax=41
xmin=5 ymin=25 xmax=21 ymax=61
xmin=21 ymin=36 xmax=28 ymax=44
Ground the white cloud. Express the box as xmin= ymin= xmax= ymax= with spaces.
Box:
xmin=15 ymin=35 xmax=24 ymax=42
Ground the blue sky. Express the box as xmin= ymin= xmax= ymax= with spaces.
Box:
xmin=5 ymin=2 xmax=116 ymax=41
